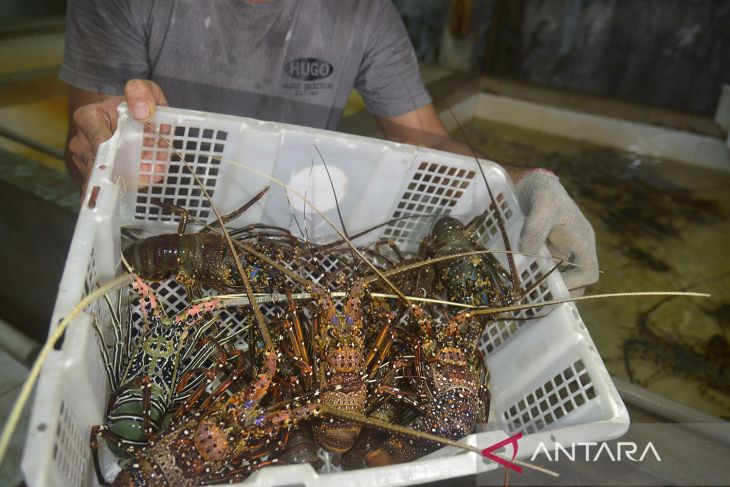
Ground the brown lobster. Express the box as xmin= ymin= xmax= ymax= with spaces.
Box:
xmin=110 ymin=308 xmax=492 ymax=485
xmin=365 ymin=308 xmax=489 ymax=466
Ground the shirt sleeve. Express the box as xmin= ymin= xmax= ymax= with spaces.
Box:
xmin=354 ymin=0 xmax=432 ymax=118
xmin=59 ymin=0 xmax=151 ymax=95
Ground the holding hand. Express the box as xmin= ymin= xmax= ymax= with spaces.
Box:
xmin=66 ymin=79 xmax=168 ymax=190
xmin=515 ymin=170 xmax=599 ymax=295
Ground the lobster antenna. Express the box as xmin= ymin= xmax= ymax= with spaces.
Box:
xmin=285 ymin=191 xmax=310 ymax=246
xmin=283 ymin=157 xmax=320 ymax=262
xmin=318 ymin=404 xmax=559 ymax=477
xmin=284 ymin=158 xmax=326 ymax=274
xmin=447 ymin=108 xmax=522 ymax=294
xmin=201 ymin=186 xmax=270 ymax=233
xmin=314 ymin=144 xmax=349 ymax=238
xmin=223 ymin=158 xmax=414 ymax=305
xmin=0 ymin=273 xmax=134 ymax=463
xmin=119 ymin=250 xmax=133 ymax=273
xmin=315 ymin=213 xmax=441 ymax=251
xmin=219 ymin=158 xmax=619 ymax=315
xmin=144 ymin=122 xmax=274 ymax=350
xmin=363 ymin=249 xmax=519 ymax=286
xmin=314 ymin=143 xmax=360 ymax=269
xmin=467 ymin=291 xmax=711 ymax=319
xmin=210 ymin=290 xmax=480 ymax=309
xmin=303 ymin=158 xmax=314 ymax=241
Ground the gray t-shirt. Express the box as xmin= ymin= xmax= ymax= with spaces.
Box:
xmin=60 ymin=0 xmax=432 ymax=130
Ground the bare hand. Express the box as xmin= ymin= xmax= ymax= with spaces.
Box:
xmin=67 ymin=79 xmax=168 ymax=191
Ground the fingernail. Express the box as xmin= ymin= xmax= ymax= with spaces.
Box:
xmin=133 ymin=102 xmax=150 ymax=120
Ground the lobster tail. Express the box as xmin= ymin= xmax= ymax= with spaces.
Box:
xmin=124 ymin=234 xmax=184 ymax=281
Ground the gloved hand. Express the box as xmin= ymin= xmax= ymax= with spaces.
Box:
xmin=515 ymin=169 xmax=599 ymax=295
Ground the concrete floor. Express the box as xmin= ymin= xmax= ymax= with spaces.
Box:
xmin=0 ymin=349 xmax=30 ymax=487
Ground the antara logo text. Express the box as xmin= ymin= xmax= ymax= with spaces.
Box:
xmin=531 ymin=441 xmax=661 ymax=462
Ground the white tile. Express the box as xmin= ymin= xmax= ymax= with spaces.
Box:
xmin=473 ymin=93 xmax=730 ymax=172
xmin=694 ymin=136 xmax=730 ymax=172
xmin=612 ymin=122 xmax=700 ymax=164
xmin=540 ymin=107 xmax=621 ymax=147
xmin=476 ymin=94 xmax=545 ymax=131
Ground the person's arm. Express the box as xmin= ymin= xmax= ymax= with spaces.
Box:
xmin=374 ymin=103 xmax=528 ymax=182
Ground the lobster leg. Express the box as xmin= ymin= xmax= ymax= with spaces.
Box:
xmin=283 ymin=294 xmax=315 ymax=389
xmin=131 ymin=276 xmax=166 ymax=330
xmin=398 ymin=340 xmax=436 ymax=404
xmin=477 ymin=350 xmax=492 ymax=424
xmin=184 ymin=283 xmax=203 ymax=301
xmin=197 ymin=349 xmax=247 ymax=411
xmin=365 ymin=319 xmax=395 ymax=375
xmin=90 ymin=425 xmax=112 ymax=486
xmin=373 ymin=386 xmax=427 ymax=413
xmin=174 ymin=339 xmax=245 ymax=418
xmin=174 ymin=369 xmax=219 ymax=420
xmin=200 ymin=186 xmax=270 ymax=234
xmin=152 ymin=199 xmax=190 ymax=234
xmin=374 ymin=237 xmax=408 ymax=262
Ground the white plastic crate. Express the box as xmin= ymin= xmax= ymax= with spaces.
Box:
xmin=22 ymin=105 xmax=628 ymax=487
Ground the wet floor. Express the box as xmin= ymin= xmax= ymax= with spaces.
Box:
xmin=454 ymin=118 xmax=730 ymax=419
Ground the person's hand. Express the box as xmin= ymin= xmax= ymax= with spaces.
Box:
xmin=515 ymin=169 xmax=599 ymax=295
xmin=67 ymin=79 xmax=168 ymax=191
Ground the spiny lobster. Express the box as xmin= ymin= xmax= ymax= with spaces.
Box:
xmin=91 ymin=275 xmax=243 ymax=484
xmin=366 ymin=308 xmax=489 ymax=466
xmin=109 ymin=299 xmax=493 ymax=486
xmin=624 ymin=296 xmax=730 ymax=409
xmin=122 ymin=187 xmax=299 ymax=295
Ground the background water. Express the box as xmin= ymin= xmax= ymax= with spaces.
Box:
xmin=453 ymin=118 xmax=730 ymax=419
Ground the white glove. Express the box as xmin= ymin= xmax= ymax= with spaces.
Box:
xmin=515 ymin=170 xmax=599 ymax=294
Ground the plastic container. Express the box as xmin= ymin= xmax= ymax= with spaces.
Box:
xmin=22 ymin=105 xmax=629 ymax=486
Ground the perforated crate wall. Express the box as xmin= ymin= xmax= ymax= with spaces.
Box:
xmin=381 ymin=162 xmax=478 ymax=248
xmin=477 ymin=260 xmax=555 ymax=356
xmin=502 ymin=359 xmax=597 ymax=435
xmin=135 ymin=122 xmax=228 ymax=222
xmin=53 ymin=400 xmax=87 ymax=486
xmin=472 ymin=191 xmax=516 ymax=242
